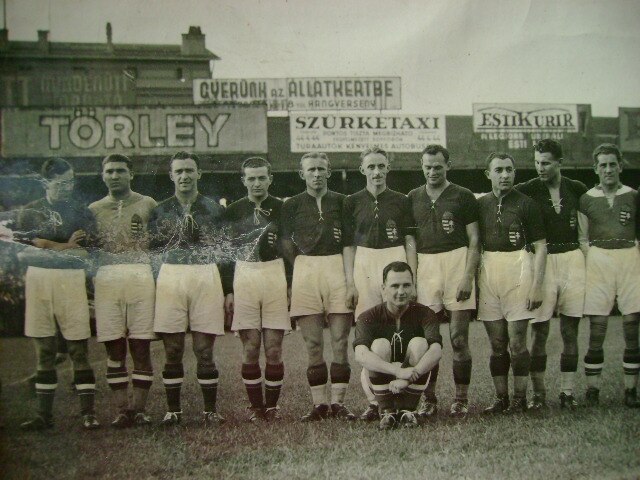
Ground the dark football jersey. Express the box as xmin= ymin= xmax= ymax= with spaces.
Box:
xmin=14 ymin=197 xmax=95 ymax=269
xmin=515 ymin=177 xmax=587 ymax=254
xmin=343 ymin=188 xmax=412 ymax=249
xmin=478 ymin=189 xmax=545 ymax=252
xmin=408 ymin=183 xmax=478 ymax=254
xmin=353 ymin=302 xmax=442 ymax=363
xmin=148 ymin=194 xmax=226 ymax=265
xmin=280 ymin=190 xmax=345 ymax=256
xmin=225 ymin=195 xmax=283 ymax=262
xmin=580 ymin=185 xmax=637 ymax=249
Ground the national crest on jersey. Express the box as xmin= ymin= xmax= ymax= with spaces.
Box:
xmin=441 ymin=211 xmax=455 ymax=234
xmin=619 ymin=205 xmax=632 ymax=226
xmin=386 ymin=219 xmax=398 ymax=242
xmin=508 ymin=220 xmax=523 ymax=246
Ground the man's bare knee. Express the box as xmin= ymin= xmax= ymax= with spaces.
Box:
xmin=371 ymin=338 xmax=391 ymax=361
xmin=407 ymin=337 xmax=428 ymax=366
xmin=35 ymin=337 xmax=57 ymax=370
xmin=67 ymin=340 xmax=90 ymax=370
xmin=162 ymin=335 xmax=185 ymax=364
xmin=129 ymin=339 xmax=152 ymax=371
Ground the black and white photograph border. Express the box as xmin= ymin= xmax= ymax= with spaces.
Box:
xmin=1 ymin=1 xmax=639 ymax=479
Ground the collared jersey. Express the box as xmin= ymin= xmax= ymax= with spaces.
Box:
xmin=89 ymin=192 xmax=157 ymax=265
xmin=13 ymin=197 xmax=95 ymax=269
xmin=408 ymin=183 xmax=478 ymax=254
xmin=478 ymin=189 xmax=545 ymax=252
xmin=579 ymin=184 xmax=637 ymax=249
xmin=225 ymin=195 xmax=283 ymax=262
xmin=516 ymin=177 xmax=587 ymax=254
xmin=353 ymin=302 xmax=442 ymax=361
xmin=148 ymin=194 xmax=226 ymax=265
xmin=343 ymin=188 xmax=412 ymax=249
xmin=280 ymin=190 xmax=345 ymax=256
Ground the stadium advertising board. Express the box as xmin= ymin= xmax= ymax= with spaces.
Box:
xmin=619 ymin=107 xmax=640 ymax=153
xmin=289 ymin=113 xmax=445 ymax=152
xmin=1 ymin=105 xmax=268 ymax=157
xmin=194 ymin=77 xmax=401 ymax=111
xmin=0 ymin=70 xmax=136 ymax=107
xmin=472 ymin=103 xmax=580 ymax=150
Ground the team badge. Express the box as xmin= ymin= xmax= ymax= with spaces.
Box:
xmin=333 ymin=221 xmax=342 ymax=243
xmin=619 ymin=205 xmax=632 ymax=226
xmin=386 ymin=219 xmax=398 ymax=242
xmin=508 ymin=221 xmax=522 ymax=246
xmin=569 ymin=209 xmax=577 ymax=230
xmin=131 ymin=213 xmax=143 ymax=237
xmin=441 ymin=211 xmax=455 ymax=234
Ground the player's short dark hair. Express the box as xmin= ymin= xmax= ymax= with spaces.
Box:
xmin=360 ymin=146 xmax=388 ymax=163
xmin=382 ymin=261 xmax=414 ymax=284
xmin=299 ymin=152 xmax=331 ymax=170
xmin=592 ymin=143 xmax=622 ymax=165
xmin=41 ymin=158 xmax=73 ymax=180
xmin=102 ymin=154 xmax=133 ymax=171
xmin=533 ymin=139 xmax=563 ymax=161
xmin=170 ymin=151 xmax=200 ymax=169
xmin=241 ymin=157 xmax=272 ymax=175
xmin=485 ymin=152 xmax=515 ymax=170
xmin=422 ymin=144 xmax=450 ymax=162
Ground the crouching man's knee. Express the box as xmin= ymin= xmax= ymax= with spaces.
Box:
xmin=406 ymin=337 xmax=428 ymax=366
xmin=370 ymin=338 xmax=391 ymax=361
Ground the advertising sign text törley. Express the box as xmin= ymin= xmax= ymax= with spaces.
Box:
xmin=1 ymin=105 xmax=268 ymax=157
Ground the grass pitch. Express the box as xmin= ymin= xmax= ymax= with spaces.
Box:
xmin=1 ymin=318 xmax=639 ymax=479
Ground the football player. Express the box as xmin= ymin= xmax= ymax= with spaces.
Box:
xmin=515 ymin=140 xmax=587 ymax=410
xmin=149 ymin=151 xmax=230 ymax=425
xmin=478 ymin=153 xmax=547 ymax=414
xmin=89 ymin=154 xmax=157 ymax=427
xmin=578 ymin=143 xmax=640 ymax=408
xmin=225 ymin=157 xmax=288 ymax=422
xmin=342 ymin=147 xmax=415 ymax=421
xmin=407 ymin=144 xmax=480 ymax=417
xmin=281 ymin=152 xmax=357 ymax=421
xmin=354 ymin=261 xmax=442 ymax=430
xmin=16 ymin=158 xmax=99 ymax=430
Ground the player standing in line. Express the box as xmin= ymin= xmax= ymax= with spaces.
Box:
xmin=281 ymin=152 xmax=357 ymax=421
xmin=578 ymin=143 xmax=640 ymax=408
xmin=354 ymin=261 xmax=442 ymax=430
xmin=89 ymin=154 xmax=157 ymax=427
xmin=407 ymin=144 xmax=480 ymax=417
xmin=149 ymin=151 xmax=230 ymax=425
xmin=225 ymin=157 xmax=288 ymax=422
xmin=342 ymin=147 xmax=415 ymax=421
xmin=515 ymin=140 xmax=587 ymax=410
xmin=478 ymin=153 xmax=547 ymax=414
xmin=16 ymin=158 xmax=99 ymax=430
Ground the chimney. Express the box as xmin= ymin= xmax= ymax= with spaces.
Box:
xmin=181 ymin=26 xmax=206 ymax=56
xmin=106 ymin=22 xmax=113 ymax=51
xmin=37 ymin=30 xmax=49 ymax=52
xmin=0 ymin=29 xmax=8 ymax=51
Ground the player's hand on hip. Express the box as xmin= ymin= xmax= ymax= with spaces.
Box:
xmin=526 ymin=284 xmax=543 ymax=311
xmin=346 ymin=283 xmax=359 ymax=310
xmin=456 ymin=276 xmax=473 ymax=302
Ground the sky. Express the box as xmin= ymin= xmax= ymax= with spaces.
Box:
xmin=3 ymin=0 xmax=640 ymax=117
